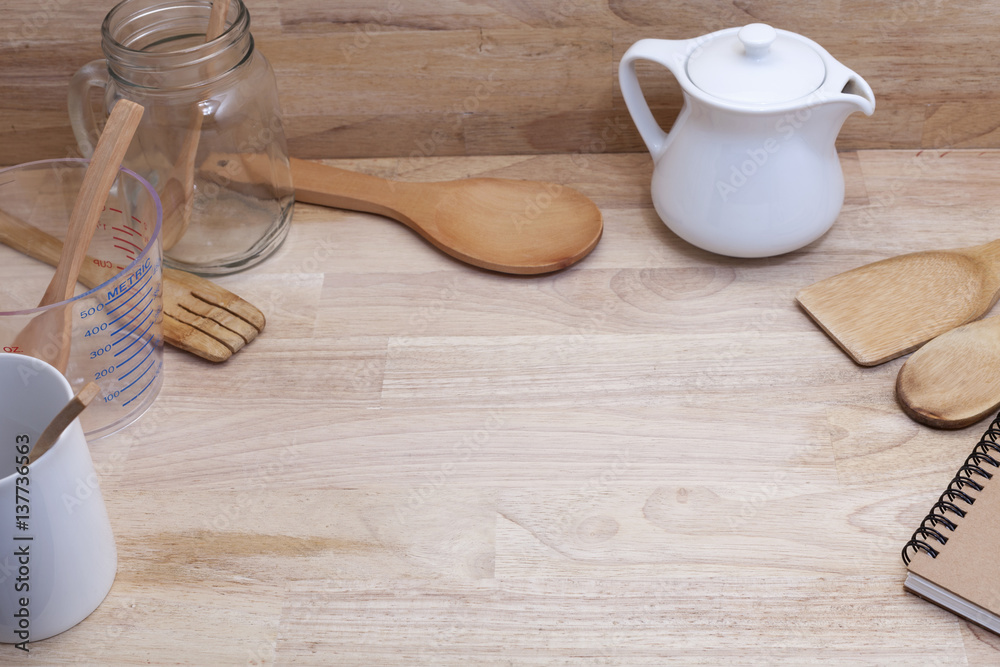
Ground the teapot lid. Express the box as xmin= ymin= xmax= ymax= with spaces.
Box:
xmin=687 ymin=24 xmax=826 ymax=105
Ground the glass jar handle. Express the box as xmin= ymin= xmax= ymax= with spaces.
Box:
xmin=67 ymin=60 xmax=110 ymax=159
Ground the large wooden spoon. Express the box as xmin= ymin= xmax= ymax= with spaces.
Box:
xmin=897 ymin=315 xmax=1000 ymax=429
xmin=14 ymin=99 xmax=144 ymax=371
xmin=201 ymin=154 xmax=603 ymax=274
xmin=797 ymin=240 xmax=1000 ymax=366
xmin=289 ymin=158 xmax=603 ymax=274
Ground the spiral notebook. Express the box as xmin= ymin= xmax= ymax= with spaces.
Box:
xmin=902 ymin=414 xmax=1000 ymax=634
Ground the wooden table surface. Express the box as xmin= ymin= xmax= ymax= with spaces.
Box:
xmin=21 ymin=150 xmax=1000 ymax=665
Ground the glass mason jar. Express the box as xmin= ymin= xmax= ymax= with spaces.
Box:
xmin=68 ymin=0 xmax=293 ymax=275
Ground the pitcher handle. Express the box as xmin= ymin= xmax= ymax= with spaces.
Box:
xmin=618 ymin=39 xmax=692 ymax=160
xmin=67 ymin=60 xmax=111 ymax=159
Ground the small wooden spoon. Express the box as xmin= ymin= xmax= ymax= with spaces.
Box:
xmin=797 ymin=240 xmax=1000 ymax=366
xmin=201 ymin=154 xmax=603 ymax=274
xmin=14 ymin=99 xmax=144 ymax=371
xmin=28 ymin=381 xmax=100 ymax=465
xmin=897 ymin=315 xmax=1000 ymax=429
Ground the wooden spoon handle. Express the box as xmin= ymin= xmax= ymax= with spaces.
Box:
xmin=961 ymin=238 xmax=1000 ymax=265
xmin=162 ymin=0 xmax=232 ymax=250
xmin=289 ymin=157 xmax=417 ymax=227
xmin=28 ymin=381 xmax=101 ymax=464
xmin=39 ymin=99 xmax=144 ymax=306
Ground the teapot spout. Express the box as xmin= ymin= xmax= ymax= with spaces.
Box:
xmin=822 ymin=66 xmax=875 ymax=117
xmin=837 ymin=74 xmax=876 ymax=116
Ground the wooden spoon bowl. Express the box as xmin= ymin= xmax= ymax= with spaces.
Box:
xmin=200 ymin=155 xmax=603 ymax=274
xmin=897 ymin=315 xmax=1000 ymax=429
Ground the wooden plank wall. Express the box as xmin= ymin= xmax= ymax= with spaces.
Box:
xmin=1 ymin=0 xmax=998 ymax=163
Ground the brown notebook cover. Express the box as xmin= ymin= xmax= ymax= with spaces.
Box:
xmin=902 ymin=414 xmax=1000 ymax=634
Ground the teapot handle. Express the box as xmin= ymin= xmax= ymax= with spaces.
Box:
xmin=618 ymin=38 xmax=693 ymax=160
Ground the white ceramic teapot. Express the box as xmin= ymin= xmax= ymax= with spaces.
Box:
xmin=619 ymin=24 xmax=875 ymax=258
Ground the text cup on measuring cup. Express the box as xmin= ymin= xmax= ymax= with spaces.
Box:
xmin=0 ymin=353 xmax=117 ymax=644
xmin=0 ymin=159 xmax=164 ymax=439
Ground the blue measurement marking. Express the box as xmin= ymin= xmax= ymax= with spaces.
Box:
xmin=120 ymin=358 xmax=161 ymax=407
xmin=115 ymin=320 xmax=154 ymax=367
xmin=123 ymin=365 xmax=161 ymax=407
xmin=105 ymin=269 xmax=153 ymax=308
xmin=113 ymin=302 xmax=154 ymax=348
xmin=112 ymin=308 xmax=160 ymax=361
xmin=110 ymin=295 xmax=153 ymax=340
xmin=117 ymin=341 xmax=156 ymax=381
xmin=108 ymin=280 xmax=155 ymax=333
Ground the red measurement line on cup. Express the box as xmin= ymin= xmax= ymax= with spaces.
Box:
xmin=114 ymin=238 xmax=143 ymax=253
xmin=109 ymin=207 xmax=123 ymax=213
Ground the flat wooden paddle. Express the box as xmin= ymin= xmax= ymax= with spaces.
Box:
xmin=896 ymin=315 xmax=1000 ymax=429
xmin=797 ymin=240 xmax=1000 ymax=366
xmin=14 ymin=99 xmax=144 ymax=371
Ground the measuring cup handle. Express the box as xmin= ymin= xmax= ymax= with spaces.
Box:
xmin=67 ymin=60 xmax=110 ymax=159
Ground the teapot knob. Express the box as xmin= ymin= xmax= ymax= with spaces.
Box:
xmin=738 ymin=23 xmax=777 ymax=59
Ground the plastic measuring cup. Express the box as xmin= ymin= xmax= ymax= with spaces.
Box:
xmin=0 ymin=159 xmax=164 ymax=439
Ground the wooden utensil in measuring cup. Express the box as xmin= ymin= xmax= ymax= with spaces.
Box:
xmin=28 ymin=381 xmax=100 ymax=465
xmin=160 ymin=0 xmax=230 ymax=250
xmin=13 ymin=99 xmax=144 ymax=371
xmin=797 ymin=240 xmax=1000 ymax=366
xmin=0 ymin=210 xmax=264 ymax=363
xmin=896 ymin=315 xmax=1000 ymax=429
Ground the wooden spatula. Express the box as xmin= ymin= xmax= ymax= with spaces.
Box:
xmin=797 ymin=240 xmax=1000 ymax=366
xmin=13 ymin=99 xmax=144 ymax=371
xmin=0 ymin=210 xmax=264 ymax=363
xmin=896 ymin=315 xmax=1000 ymax=429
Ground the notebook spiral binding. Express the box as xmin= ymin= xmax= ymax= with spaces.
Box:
xmin=902 ymin=413 xmax=1000 ymax=565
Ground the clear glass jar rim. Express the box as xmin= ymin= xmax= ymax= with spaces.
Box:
xmin=100 ymin=0 xmax=250 ymax=63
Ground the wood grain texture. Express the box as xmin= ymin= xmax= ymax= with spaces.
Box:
xmin=7 ymin=149 xmax=999 ymax=663
xmin=4 ymin=0 xmax=1000 ymax=163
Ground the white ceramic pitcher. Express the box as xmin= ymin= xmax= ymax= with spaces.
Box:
xmin=619 ymin=24 xmax=875 ymax=258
